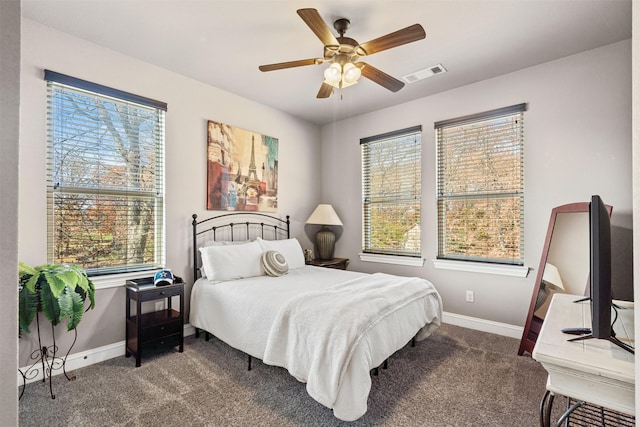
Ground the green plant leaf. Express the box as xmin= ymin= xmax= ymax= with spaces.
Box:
xmin=23 ymin=274 xmax=38 ymax=294
xmin=65 ymin=290 xmax=84 ymax=331
xmin=75 ymin=270 xmax=89 ymax=293
xmin=57 ymin=270 xmax=80 ymax=289
xmin=86 ymin=279 xmax=96 ymax=310
xmin=18 ymin=261 xmax=37 ymax=276
xmin=18 ymin=286 xmax=38 ymax=336
xmin=44 ymin=271 xmax=66 ymax=298
xmin=58 ymin=286 xmax=73 ymax=320
xmin=39 ymin=283 xmax=61 ymax=326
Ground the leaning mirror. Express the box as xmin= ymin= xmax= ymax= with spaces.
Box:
xmin=518 ymin=202 xmax=611 ymax=356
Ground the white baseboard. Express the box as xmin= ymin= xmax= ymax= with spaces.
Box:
xmin=19 ymin=324 xmax=196 ymax=386
xmin=18 ymin=318 xmax=520 ymax=387
xmin=442 ymin=311 xmax=523 ymax=339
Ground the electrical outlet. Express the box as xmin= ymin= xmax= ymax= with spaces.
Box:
xmin=155 ymin=301 xmax=164 ymax=311
xmin=466 ymin=290 xmax=474 ymax=303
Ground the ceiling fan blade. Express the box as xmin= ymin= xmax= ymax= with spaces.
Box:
xmin=316 ymin=82 xmax=334 ymax=98
xmin=297 ymin=8 xmax=339 ymax=46
xmin=359 ymin=63 xmax=405 ymax=92
xmin=259 ymin=58 xmax=321 ymax=72
xmin=359 ymin=24 xmax=426 ymax=55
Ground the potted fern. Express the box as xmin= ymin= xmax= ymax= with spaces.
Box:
xmin=18 ymin=262 xmax=96 ymax=336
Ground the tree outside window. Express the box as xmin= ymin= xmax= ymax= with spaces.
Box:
xmin=361 ymin=126 xmax=422 ymax=257
xmin=46 ymin=71 xmax=166 ymax=275
xmin=436 ymin=104 xmax=525 ymax=265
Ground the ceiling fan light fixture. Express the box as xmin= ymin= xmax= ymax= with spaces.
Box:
xmin=323 ymin=62 xmax=361 ymax=89
xmin=342 ymin=62 xmax=361 ymax=84
xmin=324 ymin=63 xmax=342 ymax=85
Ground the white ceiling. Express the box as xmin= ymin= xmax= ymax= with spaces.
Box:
xmin=22 ymin=0 xmax=632 ymax=126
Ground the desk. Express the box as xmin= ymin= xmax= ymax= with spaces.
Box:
xmin=532 ymin=294 xmax=634 ymax=425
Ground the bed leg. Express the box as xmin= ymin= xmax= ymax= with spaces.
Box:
xmin=383 ymin=359 xmax=388 ymax=370
xmin=205 ymin=331 xmax=210 ymax=342
xmin=195 ymin=328 xmax=200 ymax=339
xmin=372 ymin=367 xmax=379 ymax=376
xmin=247 ymin=355 xmax=252 ymax=371
xmin=411 ymin=337 xmax=416 ymax=347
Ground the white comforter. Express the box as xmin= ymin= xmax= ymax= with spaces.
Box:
xmin=189 ymin=266 xmax=442 ymax=421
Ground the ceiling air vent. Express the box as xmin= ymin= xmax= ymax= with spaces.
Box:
xmin=402 ymin=64 xmax=447 ymax=84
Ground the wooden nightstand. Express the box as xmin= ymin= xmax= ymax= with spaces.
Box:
xmin=307 ymin=257 xmax=349 ymax=270
xmin=125 ymin=281 xmax=184 ymax=367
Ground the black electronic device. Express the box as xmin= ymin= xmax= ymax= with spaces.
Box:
xmin=561 ymin=327 xmax=592 ymax=336
xmin=567 ymin=195 xmax=633 ymax=354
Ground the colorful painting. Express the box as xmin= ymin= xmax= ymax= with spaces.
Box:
xmin=207 ymin=120 xmax=278 ymax=212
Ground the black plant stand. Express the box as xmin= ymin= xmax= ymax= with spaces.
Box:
xmin=19 ymin=311 xmax=77 ymax=400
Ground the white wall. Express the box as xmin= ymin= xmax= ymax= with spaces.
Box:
xmin=18 ymin=19 xmax=321 ymax=360
xmin=1 ymin=0 xmax=20 ymax=422
xmin=321 ymin=40 xmax=632 ymax=327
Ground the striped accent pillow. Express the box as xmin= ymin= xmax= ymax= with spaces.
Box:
xmin=261 ymin=250 xmax=289 ymax=277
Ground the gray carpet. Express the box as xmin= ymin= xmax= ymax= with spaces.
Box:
xmin=19 ymin=324 xmax=551 ymax=426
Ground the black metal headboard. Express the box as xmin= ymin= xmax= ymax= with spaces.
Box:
xmin=191 ymin=212 xmax=290 ymax=282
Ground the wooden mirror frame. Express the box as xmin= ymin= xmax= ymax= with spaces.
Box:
xmin=517 ymin=202 xmax=612 ymax=356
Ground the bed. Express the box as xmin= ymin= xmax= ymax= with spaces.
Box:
xmin=189 ymin=212 xmax=442 ymax=421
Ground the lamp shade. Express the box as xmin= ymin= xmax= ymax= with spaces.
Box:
xmin=306 ymin=204 xmax=343 ymax=226
xmin=542 ymin=262 xmax=565 ymax=292
xmin=535 ymin=262 xmax=565 ymax=311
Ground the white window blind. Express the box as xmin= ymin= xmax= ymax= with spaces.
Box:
xmin=436 ymin=103 xmax=525 ymax=265
xmin=361 ymin=126 xmax=422 ymax=257
xmin=45 ymin=70 xmax=167 ymax=276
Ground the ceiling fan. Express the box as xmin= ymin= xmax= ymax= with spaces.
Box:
xmin=258 ymin=8 xmax=426 ymax=99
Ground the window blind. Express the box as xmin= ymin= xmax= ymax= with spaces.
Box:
xmin=361 ymin=125 xmax=422 ymax=257
xmin=45 ymin=71 xmax=166 ymax=275
xmin=436 ymin=103 xmax=525 ymax=265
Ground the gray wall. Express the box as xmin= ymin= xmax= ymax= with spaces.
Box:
xmin=1 ymin=0 xmax=20 ymax=422
xmin=321 ymin=40 xmax=633 ymax=327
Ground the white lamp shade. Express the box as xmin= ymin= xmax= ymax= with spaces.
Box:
xmin=323 ymin=64 xmax=342 ymax=85
xmin=306 ymin=204 xmax=343 ymax=226
xmin=342 ymin=62 xmax=361 ymax=84
xmin=542 ymin=262 xmax=565 ymax=292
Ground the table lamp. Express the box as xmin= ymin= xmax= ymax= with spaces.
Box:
xmin=306 ymin=204 xmax=343 ymax=260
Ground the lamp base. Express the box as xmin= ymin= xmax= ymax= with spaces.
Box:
xmin=315 ymin=227 xmax=335 ymax=260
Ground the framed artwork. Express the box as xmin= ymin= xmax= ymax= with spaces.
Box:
xmin=206 ymin=120 xmax=278 ymax=212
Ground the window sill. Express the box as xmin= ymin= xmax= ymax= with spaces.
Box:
xmin=432 ymin=259 xmax=529 ymax=277
xmin=359 ymin=253 xmax=425 ymax=267
xmin=90 ymin=270 xmax=160 ymax=290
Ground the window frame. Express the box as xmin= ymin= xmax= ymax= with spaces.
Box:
xmin=361 ymin=125 xmax=423 ymax=261
xmin=45 ymin=70 xmax=167 ymax=277
xmin=435 ymin=103 xmax=526 ymax=266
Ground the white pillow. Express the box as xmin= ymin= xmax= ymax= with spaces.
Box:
xmin=199 ymin=240 xmax=264 ymax=281
xmin=256 ymin=237 xmax=305 ymax=269
xmin=198 ymin=241 xmax=251 ymax=278
xmin=201 ymin=239 xmax=251 ymax=248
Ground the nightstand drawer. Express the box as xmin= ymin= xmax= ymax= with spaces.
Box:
xmin=142 ymin=318 xmax=182 ymax=342
xmin=137 ymin=285 xmax=182 ymax=302
xmin=146 ymin=333 xmax=182 ymax=351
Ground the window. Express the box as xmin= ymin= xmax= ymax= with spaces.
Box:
xmin=45 ymin=70 xmax=167 ymax=276
xmin=436 ymin=103 xmax=525 ymax=265
xmin=361 ymin=126 xmax=422 ymax=258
